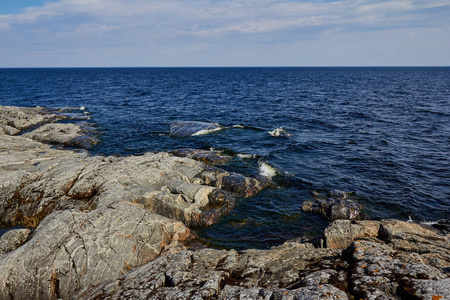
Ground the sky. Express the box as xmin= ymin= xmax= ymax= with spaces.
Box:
xmin=0 ymin=0 xmax=449 ymax=67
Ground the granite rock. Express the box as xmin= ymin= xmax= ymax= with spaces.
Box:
xmin=0 ymin=228 xmax=31 ymax=256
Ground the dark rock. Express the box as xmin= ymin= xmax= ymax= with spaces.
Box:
xmin=170 ymin=148 xmax=232 ymax=165
xmin=170 ymin=121 xmax=222 ymax=138
xmin=196 ymin=167 xmax=272 ymax=198
xmin=302 ymin=190 xmax=365 ymax=221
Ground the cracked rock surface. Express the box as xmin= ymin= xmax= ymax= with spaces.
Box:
xmin=78 ymin=219 xmax=450 ymax=300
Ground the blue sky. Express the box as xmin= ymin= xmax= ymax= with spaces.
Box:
xmin=0 ymin=0 xmax=449 ymax=67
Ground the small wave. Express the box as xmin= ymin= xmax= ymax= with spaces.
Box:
xmin=420 ymin=220 xmax=439 ymax=226
xmin=259 ymin=162 xmax=277 ymax=177
xmin=192 ymin=127 xmax=223 ymax=136
xmin=268 ymin=127 xmax=291 ymax=137
xmin=79 ymin=106 xmax=86 ymax=111
xmin=232 ymin=125 xmax=245 ymax=128
xmin=237 ymin=153 xmax=257 ymax=159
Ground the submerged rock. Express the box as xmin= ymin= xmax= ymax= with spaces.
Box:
xmin=170 ymin=121 xmax=222 ymax=138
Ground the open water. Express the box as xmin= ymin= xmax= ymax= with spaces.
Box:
xmin=1 ymin=67 xmax=449 ymax=249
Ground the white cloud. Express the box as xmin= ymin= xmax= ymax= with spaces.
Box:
xmin=0 ymin=0 xmax=449 ymax=66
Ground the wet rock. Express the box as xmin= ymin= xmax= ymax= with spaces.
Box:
xmin=0 ymin=228 xmax=31 ymax=256
xmin=302 ymin=190 xmax=365 ymax=221
xmin=0 ymin=203 xmax=194 ymax=300
xmin=170 ymin=121 xmax=222 ymax=138
xmin=170 ymin=148 xmax=232 ymax=165
xmin=23 ymin=122 xmax=99 ymax=149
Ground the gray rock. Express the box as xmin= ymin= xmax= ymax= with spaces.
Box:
xmin=2 ymin=125 xmax=21 ymax=135
xmin=218 ymin=285 xmax=349 ymax=300
xmin=403 ymin=278 xmax=450 ymax=299
xmin=77 ymin=243 xmax=343 ymax=299
xmin=0 ymin=105 xmax=60 ymax=131
xmin=0 ymin=228 xmax=31 ymax=255
xmin=23 ymin=122 xmax=99 ymax=149
xmin=170 ymin=121 xmax=222 ymax=138
xmin=0 ymin=203 xmax=194 ymax=300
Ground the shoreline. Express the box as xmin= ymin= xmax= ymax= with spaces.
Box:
xmin=0 ymin=105 xmax=448 ymax=299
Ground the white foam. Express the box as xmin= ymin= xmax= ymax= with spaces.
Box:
xmin=79 ymin=106 xmax=86 ymax=111
xmin=232 ymin=125 xmax=245 ymax=128
xmin=268 ymin=127 xmax=291 ymax=137
xmin=407 ymin=216 xmax=414 ymax=223
xmin=192 ymin=127 xmax=222 ymax=136
xmin=237 ymin=153 xmax=257 ymax=159
xmin=259 ymin=162 xmax=277 ymax=177
xmin=420 ymin=220 xmax=439 ymax=225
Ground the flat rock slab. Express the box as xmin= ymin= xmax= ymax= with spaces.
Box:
xmin=23 ymin=122 xmax=99 ymax=149
xmin=0 ymin=203 xmax=194 ymax=299
xmin=0 ymin=105 xmax=61 ymax=132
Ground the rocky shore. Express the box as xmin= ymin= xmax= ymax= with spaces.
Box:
xmin=0 ymin=105 xmax=448 ymax=300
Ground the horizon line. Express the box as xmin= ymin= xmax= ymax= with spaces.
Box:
xmin=1 ymin=65 xmax=449 ymax=69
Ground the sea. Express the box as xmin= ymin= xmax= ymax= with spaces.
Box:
xmin=0 ymin=67 xmax=449 ymax=250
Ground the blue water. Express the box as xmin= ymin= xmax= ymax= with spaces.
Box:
xmin=1 ymin=67 xmax=449 ymax=249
